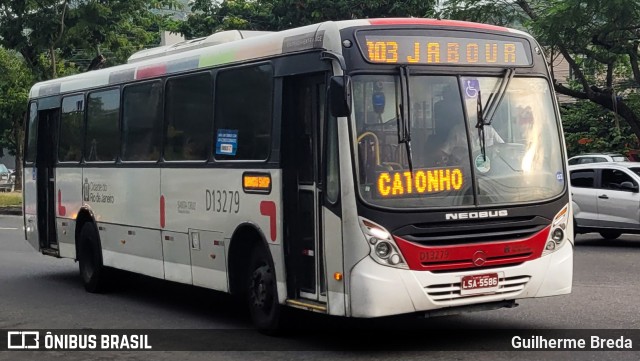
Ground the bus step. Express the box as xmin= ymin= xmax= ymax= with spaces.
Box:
xmin=285 ymin=299 xmax=327 ymax=313
xmin=41 ymin=248 xmax=60 ymax=258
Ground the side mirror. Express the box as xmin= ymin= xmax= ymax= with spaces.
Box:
xmin=620 ymin=181 xmax=638 ymax=192
xmin=328 ymin=75 xmax=352 ymax=118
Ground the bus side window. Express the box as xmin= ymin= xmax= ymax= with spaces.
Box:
xmin=86 ymin=89 xmax=120 ymax=162
xmin=122 ymin=81 xmax=163 ymax=161
xmin=164 ymin=72 xmax=213 ymax=161
xmin=59 ymin=95 xmax=85 ymax=163
xmin=213 ymin=64 xmax=273 ymax=161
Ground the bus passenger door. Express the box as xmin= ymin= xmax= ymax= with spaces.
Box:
xmin=35 ymin=108 xmax=60 ymax=250
xmin=282 ymin=74 xmax=327 ymax=302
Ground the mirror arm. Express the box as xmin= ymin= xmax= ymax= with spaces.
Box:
xmin=321 ymin=51 xmax=347 ymax=72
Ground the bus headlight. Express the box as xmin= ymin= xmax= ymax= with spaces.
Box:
xmin=551 ymin=228 xmax=564 ymax=242
xmin=359 ymin=217 xmax=408 ymax=269
xmin=375 ymin=242 xmax=392 ymax=258
xmin=543 ymin=204 xmax=569 ymax=256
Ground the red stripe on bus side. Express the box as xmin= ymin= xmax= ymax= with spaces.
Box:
xmin=57 ymin=189 xmax=66 ymax=217
xmin=160 ymin=195 xmax=165 ymax=229
xmin=368 ymin=18 xmax=508 ymax=32
xmin=259 ymin=201 xmax=277 ymax=242
xmin=393 ymin=225 xmax=550 ymax=272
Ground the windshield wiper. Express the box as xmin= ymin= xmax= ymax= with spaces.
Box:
xmin=397 ymin=66 xmax=414 ymax=174
xmin=476 ymin=68 xmax=515 ymax=161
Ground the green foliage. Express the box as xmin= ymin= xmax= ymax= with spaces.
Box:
xmin=561 ymin=100 xmax=639 ymax=157
xmin=0 ymin=0 xmax=180 ymax=183
xmin=439 ymin=0 xmax=525 ymax=27
xmin=180 ymin=0 xmax=438 ymax=37
xmin=0 ymin=0 xmax=181 ymax=79
xmin=0 ymin=192 xmax=22 ymax=207
xmin=0 ymin=48 xmax=33 ymax=157
xmin=63 ymin=0 xmax=182 ymax=67
xmin=440 ymin=0 xmax=640 ymax=145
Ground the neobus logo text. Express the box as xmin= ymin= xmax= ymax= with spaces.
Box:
xmin=445 ymin=210 xmax=508 ymax=220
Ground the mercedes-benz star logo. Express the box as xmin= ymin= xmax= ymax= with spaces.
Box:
xmin=472 ymin=250 xmax=487 ymax=267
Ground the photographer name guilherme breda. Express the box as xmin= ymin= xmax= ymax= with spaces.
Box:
xmin=512 ymin=335 xmax=633 ymax=350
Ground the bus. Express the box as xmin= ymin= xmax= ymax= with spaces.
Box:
xmin=23 ymin=18 xmax=573 ymax=331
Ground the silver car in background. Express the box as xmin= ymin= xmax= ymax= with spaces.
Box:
xmin=568 ymin=153 xmax=629 ymax=165
xmin=569 ymin=162 xmax=640 ymax=239
xmin=0 ymin=163 xmax=14 ymax=192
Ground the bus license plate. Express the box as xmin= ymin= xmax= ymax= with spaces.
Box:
xmin=460 ymin=273 xmax=500 ymax=295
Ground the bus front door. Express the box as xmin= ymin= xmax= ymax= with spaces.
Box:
xmin=282 ymin=74 xmax=327 ymax=302
xmin=35 ymin=108 xmax=59 ymax=250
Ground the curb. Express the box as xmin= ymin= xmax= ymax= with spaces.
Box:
xmin=0 ymin=207 xmax=22 ymax=216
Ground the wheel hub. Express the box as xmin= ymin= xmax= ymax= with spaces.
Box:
xmin=250 ymin=265 xmax=272 ymax=312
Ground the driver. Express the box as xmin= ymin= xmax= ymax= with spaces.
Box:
xmin=440 ymin=122 xmax=503 ymax=164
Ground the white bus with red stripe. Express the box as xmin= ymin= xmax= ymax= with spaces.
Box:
xmin=24 ymin=18 xmax=572 ymax=331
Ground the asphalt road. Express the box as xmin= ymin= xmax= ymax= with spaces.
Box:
xmin=1 ymin=214 xmax=639 ymax=360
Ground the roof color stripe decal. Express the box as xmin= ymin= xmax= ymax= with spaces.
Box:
xmin=167 ymin=56 xmax=200 ymax=73
xmin=29 ymin=19 xmax=528 ymax=99
xmin=39 ymin=83 xmax=61 ymax=97
xmin=199 ymin=51 xmax=236 ymax=68
xmin=367 ymin=18 xmax=508 ymax=32
xmin=136 ymin=64 xmax=168 ymax=79
xmin=109 ymin=69 xmax=135 ymax=84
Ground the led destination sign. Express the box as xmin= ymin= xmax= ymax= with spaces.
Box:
xmin=377 ymin=168 xmax=464 ymax=197
xmin=363 ymin=35 xmax=531 ymax=66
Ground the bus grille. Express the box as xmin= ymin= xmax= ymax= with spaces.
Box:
xmin=425 ymin=275 xmax=531 ymax=302
xmin=394 ymin=216 xmax=549 ymax=246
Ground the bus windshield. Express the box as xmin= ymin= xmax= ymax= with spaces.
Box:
xmin=353 ymin=74 xmax=565 ymax=209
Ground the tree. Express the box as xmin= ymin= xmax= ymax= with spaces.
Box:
xmin=0 ymin=1 xmax=180 ymax=188
xmin=561 ymin=100 xmax=639 ymax=157
xmin=0 ymin=0 xmax=69 ymax=79
xmin=62 ymin=0 xmax=183 ymax=68
xmin=440 ymin=0 xmax=640 ymax=142
xmin=0 ymin=0 xmax=181 ymax=80
xmin=179 ymin=0 xmax=438 ymax=37
xmin=0 ymin=48 xmax=34 ymax=190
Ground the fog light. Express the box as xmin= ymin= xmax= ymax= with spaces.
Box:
xmin=375 ymin=242 xmax=392 ymax=258
xmin=545 ymin=241 xmax=556 ymax=251
xmin=389 ymin=254 xmax=401 ymax=265
xmin=551 ymin=228 xmax=564 ymax=243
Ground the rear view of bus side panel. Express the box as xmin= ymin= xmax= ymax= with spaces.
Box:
xmin=83 ymin=167 xmax=164 ymax=279
xmin=23 ymin=166 xmax=39 ymax=250
xmin=23 ymin=102 xmax=40 ymax=251
xmin=160 ymin=168 xmax=284 ymax=296
xmin=55 ymin=167 xmax=83 ymax=258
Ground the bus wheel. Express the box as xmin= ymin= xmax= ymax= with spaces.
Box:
xmin=247 ymin=247 xmax=282 ymax=333
xmin=78 ymin=222 xmax=107 ymax=293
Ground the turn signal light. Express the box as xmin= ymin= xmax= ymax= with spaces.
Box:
xmin=242 ymin=172 xmax=271 ymax=194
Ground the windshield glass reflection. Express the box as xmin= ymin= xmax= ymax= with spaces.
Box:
xmin=353 ymin=75 xmax=565 ymax=208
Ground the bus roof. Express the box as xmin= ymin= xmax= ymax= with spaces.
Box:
xmin=29 ymin=18 xmax=531 ymax=99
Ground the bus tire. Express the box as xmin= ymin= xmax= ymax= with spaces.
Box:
xmin=247 ymin=246 xmax=283 ymax=333
xmin=77 ymin=222 xmax=108 ymax=293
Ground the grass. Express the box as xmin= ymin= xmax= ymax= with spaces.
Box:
xmin=0 ymin=191 xmax=22 ymax=207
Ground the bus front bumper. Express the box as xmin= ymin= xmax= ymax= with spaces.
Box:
xmin=349 ymin=241 xmax=573 ymax=318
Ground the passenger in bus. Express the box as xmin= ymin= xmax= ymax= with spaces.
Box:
xmin=437 ymin=115 xmax=504 ymax=166
xmin=515 ymin=105 xmax=534 ymax=143
xmin=432 ymin=85 xmax=462 ymax=147
xmin=423 ymin=86 xmax=454 ymax=166
xmin=183 ymin=137 xmax=206 ymax=160
xmin=440 ymin=122 xmax=503 ymax=156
